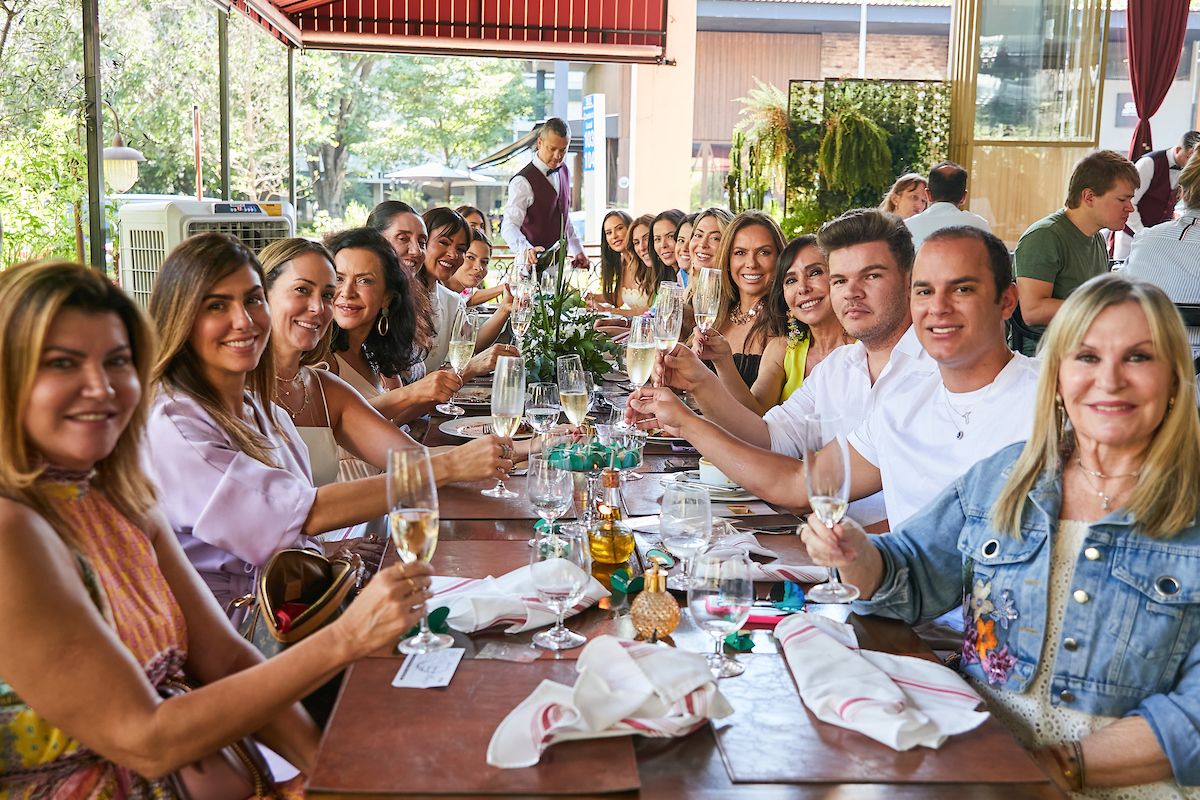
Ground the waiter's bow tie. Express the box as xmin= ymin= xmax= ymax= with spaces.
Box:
xmin=545 ymin=165 xmax=562 ymax=175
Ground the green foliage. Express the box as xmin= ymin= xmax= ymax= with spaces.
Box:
xmin=817 ymin=107 xmax=892 ymax=197
xmin=732 ymin=78 xmax=793 ymax=199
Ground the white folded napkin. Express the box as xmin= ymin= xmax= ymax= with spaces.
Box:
xmin=487 ymin=636 xmax=733 ymax=768
xmin=776 ymin=612 xmax=989 ymax=751
xmin=430 ymin=566 xmax=610 ymax=634
xmin=709 ymin=527 xmax=830 ymax=583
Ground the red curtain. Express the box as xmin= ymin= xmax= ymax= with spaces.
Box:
xmin=1126 ymin=0 xmax=1190 ymax=158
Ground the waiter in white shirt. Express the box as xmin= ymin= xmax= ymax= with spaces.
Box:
xmin=904 ymin=161 xmax=991 ymax=251
xmin=500 ymin=118 xmax=588 ymax=277
xmin=1113 ymin=130 xmax=1198 ymax=260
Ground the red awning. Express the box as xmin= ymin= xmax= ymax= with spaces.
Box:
xmin=225 ymin=0 xmax=668 ymax=63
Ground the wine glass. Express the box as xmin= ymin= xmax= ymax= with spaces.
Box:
xmin=596 ymin=423 xmax=647 ymax=482
xmin=803 ymin=412 xmax=859 ymax=603
xmin=652 ymin=283 xmax=684 ymax=385
xmin=692 ymin=267 xmax=722 ymax=332
xmin=624 ymin=315 xmax=655 ymax=390
xmin=510 ymin=280 xmax=536 ymax=352
xmin=556 ymin=354 xmax=589 ymax=426
xmin=529 ymin=524 xmax=590 ymax=650
xmin=387 ymin=446 xmax=451 ymax=654
xmin=526 ymin=451 xmax=573 ymax=545
xmin=525 ymin=382 xmax=561 ymax=439
xmin=659 ymin=482 xmax=712 ymax=590
xmin=435 ymin=306 xmax=477 ymax=417
xmin=483 ymin=355 xmax=525 ymax=499
xmin=688 ymin=545 xmax=753 ymax=678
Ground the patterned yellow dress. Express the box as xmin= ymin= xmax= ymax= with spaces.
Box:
xmin=0 ymin=471 xmax=300 ymax=800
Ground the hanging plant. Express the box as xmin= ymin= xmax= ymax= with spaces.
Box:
xmin=733 ymin=78 xmax=793 ymax=200
xmin=817 ymin=106 xmax=892 ymax=197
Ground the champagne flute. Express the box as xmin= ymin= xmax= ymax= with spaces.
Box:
xmin=529 ymin=524 xmax=590 ymax=650
xmin=435 ymin=306 xmax=477 ymax=417
xmin=802 ymin=412 xmax=859 ymax=603
xmin=525 ymin=382 xmax=561 ymax=438
xmin=659 ymin=482 xmax=712 ymax=590
xmin=482 ymin=355 xmax=525 ymax=499
xmin=526 ymin=451 xmax=573 ymax=545
xmin=557 ymin=354 xmax=589 ymax=425
xmin=688 ymin=545 xmax=753 ymax=678
xmin=510 ymin=280 xmax=535 ymax=352
xmin=624 ymin=315 xmax=656 ymax=390
xmin=652 ymin=283 xmax=684 ymax=386
xmin=387 ymin=446 xmax=451 ymax=654
xmin=692 ymin=267 xmax=722 ymax=332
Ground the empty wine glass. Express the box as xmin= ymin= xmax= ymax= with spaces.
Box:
xmin=482 ymin=355 xmax=525 ymax=499
xmin=387 ymin=446 xmax=451 ymax=654
xmin=624 ymin=315 xmax=655 ymax=390
xmin=692 ymin=267 xmax=722 ymax=332
xmin=435 ymin=306 xmax=477 ymax=417
xmin=688 ymin=545 xmax=753 ymax=678
xmin=659 ymin=482 xmax=712 ymax=590
xmin=525 ymin=382 xmax=561 ymax=438
xmin=526 ymin=451 xmax=573 ymax=546
xmin=556 ymin=354 xmax=589 ymax=425
xmin=803 ymin=412 xmax=859 ymax=603
xmin=529 ymin=525 xmax=590 ymax=650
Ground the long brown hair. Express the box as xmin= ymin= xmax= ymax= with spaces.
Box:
xmin=259 ymin=237 xmax=337 ymax=368
xmin=0 ymin=260 xmax=158 ymax=544
xmin=713 ymin=211 xmax=785 ymax=351
xmin=624 ymin=214 xmax=659 ymax=299
xmin=991 ymin=274 xmax=1200 ymax=540
xmin=600 ymin=209 xmax=633 ymax=306
xmin=149 ymin=232 xmax=282 ymax=468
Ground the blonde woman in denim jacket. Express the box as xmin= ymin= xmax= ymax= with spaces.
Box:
xmin=803 ymin=273 xmax=1200 ymax=798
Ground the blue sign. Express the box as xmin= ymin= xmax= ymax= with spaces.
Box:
xmin=583 ymin=94 xmax=596 ymax=173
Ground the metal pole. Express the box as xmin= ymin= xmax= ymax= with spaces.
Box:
xmin=82 ymin=0 xmax=107 ymax=272
xmin=219 ymin=10 xmax=231 ymax=200
xmin=288 ymin=47 xmax=296 ymax=208
xmin=858 ymin=0 xmax=867 ymax=79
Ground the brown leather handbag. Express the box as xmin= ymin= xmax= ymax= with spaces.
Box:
xmin=158 ymin=677 xmax=274 ymax=800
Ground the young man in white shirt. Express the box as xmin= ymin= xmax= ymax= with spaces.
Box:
xmin=904 ymin=161 xmax=992 ymax=251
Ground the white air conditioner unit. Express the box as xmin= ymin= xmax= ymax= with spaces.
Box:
xmin=117 ymin=199 xmax=295 ymax=307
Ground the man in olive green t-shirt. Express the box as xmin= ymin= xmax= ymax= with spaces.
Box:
xmin=1014 ymin=150 xmax=1139 ymax=350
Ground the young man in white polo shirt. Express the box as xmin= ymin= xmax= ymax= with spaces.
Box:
xmin=627 ymin=209 xmax=933 ymax=524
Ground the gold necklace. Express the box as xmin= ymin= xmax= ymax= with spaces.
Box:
xmin=275 ymin=368 xmax=309 ymax=420
xmin=729 ymin=298 xmax=764 ymax=326
xmin=1074 ymin=459 xmax=1138 ymax=512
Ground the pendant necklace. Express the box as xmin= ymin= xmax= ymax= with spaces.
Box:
xmin=942 ymin=382 xmax=993 ymax=440
xmin=276 ymin=368 xmax=309 ymax=420
xmin=729 ymin=298 xmax=764 ymax=326
xmin=1074 ymin=458 xmax=1139 ymax=512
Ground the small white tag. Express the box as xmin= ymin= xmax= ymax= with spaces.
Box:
xmin=391 ymin=648 xmax=466 ymax=689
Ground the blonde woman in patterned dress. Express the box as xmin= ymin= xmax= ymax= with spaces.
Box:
xmin=804 ymin=273 xmax=1200 ymax=798
xmin=0 ymin=261 xmax=432 ymax=798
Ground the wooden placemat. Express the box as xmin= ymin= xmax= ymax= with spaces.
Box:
xmin=309 ymin=658 xmax=641 ymax=795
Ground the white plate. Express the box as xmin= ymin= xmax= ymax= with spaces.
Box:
xmin=449 ymin=386 xmax=492 ymax=407
xmin=438 ymin=416 xmax=536 ymax=440
xmin=661 ymin=472 xmax=756 ymax=502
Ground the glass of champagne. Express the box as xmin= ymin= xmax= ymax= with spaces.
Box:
xmin=482 ymin=355 xmax=526 ymax=499
xmin=802 ymin=412 xmax=859 ymax=603
xmin=529 ymin=525 xmax=590 ymax=650
xmin=688 ymin=545 xmax=753 ymax=678
xmin=693 ymin=267 xmax=722 ymax=332
xmin=556 ymin=354 xmax=589 ymax=426
xmin=526 ymin=451 xmax=573 ymax=545
xmin=510 ymin=280 xmax=535 ymax=352
xmin=624 ymin=315 xmax=656 ymax=390
xmin=387 ymin=446 xmax=450 ymax=654
xmin=435 ymin=306 xmax=477 ymax=417
xmin=659 ymin=482 xmax=712 ymax=590
xmin=652 ymin=283 xmax=684 ymax=385
xmin=525 ymin=382 xmax=561 ymax=439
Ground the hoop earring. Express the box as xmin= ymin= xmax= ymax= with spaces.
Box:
xmin=377 ymin=311 xmax=389 ymax=336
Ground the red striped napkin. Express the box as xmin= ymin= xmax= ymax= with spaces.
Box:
xmin=708 ymin=531 xmax=829 ymax=583
xmin=486 ymin=636 xmax=733 ymax=768
xmin=776 ymin=612 xmax=989 ymax=750
xmin=430 ymin=568 xmax=609 ymax=634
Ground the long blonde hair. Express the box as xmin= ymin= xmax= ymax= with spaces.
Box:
xmin=0 ymin=260 xmax=158 ymax=544
xmin=991 ymin=274 xmax=1200 ymax=539
xmin=259 ymin=237 xmax=336 ymax=368
xmin=149 ymin=232 xmax=282 ymax=468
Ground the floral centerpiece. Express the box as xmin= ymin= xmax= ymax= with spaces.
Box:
xmin=522 ymin=232 xmax=622 ymax=383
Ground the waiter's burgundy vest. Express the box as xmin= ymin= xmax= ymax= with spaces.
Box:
xmin=517 ymin=161 xmax=570 ymax=249
xmin=1135 ymin=149 xmax=1180 ymax=229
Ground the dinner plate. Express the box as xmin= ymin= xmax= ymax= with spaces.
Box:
xmin=449 ymin=386 xmax=492 ymax=408
xmin=662 ymin=471 xmax=756 ymax=502
xmin=645 ymin=429 xmax=687 ymax=445
xmin=437 ymin=416 xmax=536 ymax=440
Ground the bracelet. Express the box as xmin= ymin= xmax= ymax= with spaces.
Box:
xmin=1046 ymin=741 xmax=1085 ymax=792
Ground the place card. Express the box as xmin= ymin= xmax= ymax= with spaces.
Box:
xmin=391 ymin=648 xmax=465 ymax=689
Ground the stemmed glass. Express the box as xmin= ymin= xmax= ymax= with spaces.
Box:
xmin=529 ymin=525 xmax=590 ymax=650
xmin=688 ymin=545 xmax=753 ymax=678
xmin=596 ymin=423 xmax=647 ymax=482
xmin=803 ymin=412 xmax=859 ymax=603
xmin=482 ymin=355 xmax=525 ymax=499
xmin=435 ymin=306 xmax=478 ymax=417
xmin=556 ymin=354 xmax=590 ymax=426
xmin=624 ymin=315 xmax=655 ymax=390
xmin=526 ymin=451 xmax=573 ymax=546
xmin=510 ymin=281 xmax=536 ymax=352
xmin=653 ymin=283 xmax=685 ymax=386
xmin=692 ymin=267 xmax=722 ymax=332
xmin=525 ymin=382 xmax=561 ymax=439
xmin=659 ymin=482 xmax=712 ymax=590
xmin=387 ymin=446 xmax=451 ymax=654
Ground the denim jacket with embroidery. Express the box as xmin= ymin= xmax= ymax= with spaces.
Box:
xmin=854 ymin=442 xmax=1200 ymax=785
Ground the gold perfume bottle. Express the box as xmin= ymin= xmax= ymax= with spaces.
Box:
xmin=630 ymin=560 xmax=680 ymax=638
xmin=587 ymin=468 xmax=636 ymax=564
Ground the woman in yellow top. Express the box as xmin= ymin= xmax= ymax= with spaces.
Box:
xmin=703 ymin=234 xmax=855 ymax=415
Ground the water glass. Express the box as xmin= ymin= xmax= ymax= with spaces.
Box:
xmin=525 ymin=382 xmax=561 ymax=436
xmin=803 ymin=412 xmax=859 ymax=603
xmin=688 ymin=545 xmax=753 ymax=678
xmin=659 ymin=482 xmax=712 ymax=591
xmin=529 ymin=525 xmax=590 ymax=650
xmin=526 ymin=452 xmax=572 ymax=532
